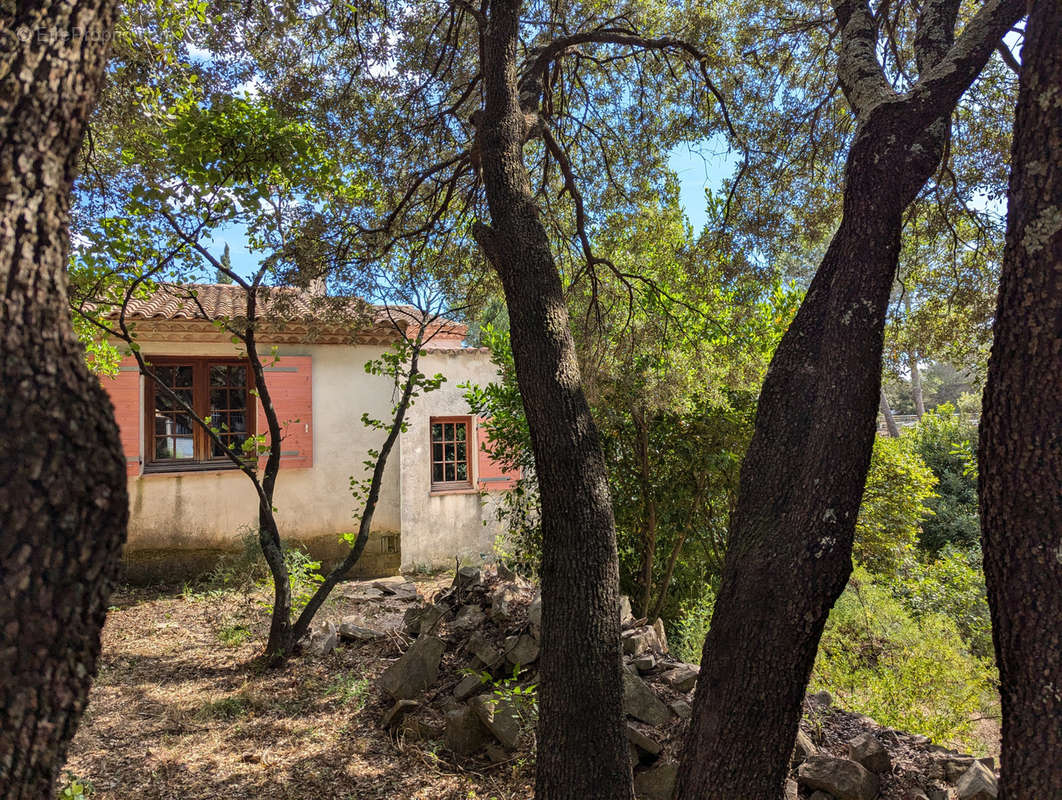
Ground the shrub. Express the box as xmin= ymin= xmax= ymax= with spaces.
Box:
xmin=811 ymin=567 xmax=995 ymax=751
xmin=670 ymin=586 xmax=716 ymax=665
xmin=855 ymin=435 xmax=937 ymax=577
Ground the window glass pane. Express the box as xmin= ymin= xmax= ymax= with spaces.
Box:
xmin=445 ymin=463 xmax=455 ymax=482
xmin=432 ymin=443 xmax=443 ymax=462
xmin=155 ymin=416 xmax=170 ymax=435
xmin=456 ymin=442 xmax=466 ymax=461
xmin=228 ymin=388 xmax=246 ymax=408
xmin=456 ymin=462 xmax=467 ymax=481
xmin=175 ymin=388 xmax=193 ymax=406
xmin=431 ymin=423 xmax=442 ymax=441
xmin=455 ymin=423 xmax=466 ymax=441
xmin=155 ymin=366 xmax=174 ymax=385
xmin=174 ymin=436 xmax=194 ymax=458
xmin=210 ymin=388 xmax=229 ymax=408
xmin=210 ymin=365 xmax=228 ymax=385
xmin=229 ymin=413 xmax=246 ymax=432
xmin=432 ymin=462 xmax=444 ymax=482
xmin=173 ymin=414 xmax=193 ymax=436
xmin=155 ymin=437 xmax=172 ymax=459
xmin=174 ymin=366 xmax=193 ymax=386
xmin=445 ymin=443 xmax=454 ymax=461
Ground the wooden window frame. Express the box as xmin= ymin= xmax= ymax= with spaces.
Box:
xmin=429 ymin=415 xmax=474 ymax=491
xmin=143 ymin=356 xmax=256 ymax=473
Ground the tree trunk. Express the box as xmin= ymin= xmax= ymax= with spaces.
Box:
xmin=979 ymin=3 xmax=1062 ymax=796
xmin=473 ymin=2 xmax=631 ymax=797
xmin=0 ymin=2 xmax=127 ymax=797
xmin=880 ymin=387 xmax=901 ymax=437
xmin=674 ymin=0 xmax=1021 ymax=794
xmin=904 ymin=295 xmax=926 ymax=417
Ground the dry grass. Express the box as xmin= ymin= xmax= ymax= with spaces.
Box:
xmin=64 ymin=578 xmax=533 ymax=800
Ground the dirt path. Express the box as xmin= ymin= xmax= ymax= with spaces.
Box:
xmin=64 ymin=579 xmax=532 ymax=800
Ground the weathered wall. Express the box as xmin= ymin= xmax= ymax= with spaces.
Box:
xmin=118 ymin=337 xmax=505 ymax=582
xmin=398 ymin=348 xmax=506 ymax=571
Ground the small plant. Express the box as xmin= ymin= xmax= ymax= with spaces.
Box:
xmin=323 ymin=670 xmax=369 ymax=709
xmin=671 ymin=586 xmax=716 ymax=665
xmin=197 ymin=693 xmax=252 ymax=721
xmin=217 ymin=622 xmax=253 ymax=647
xmin=57 ymin=772 xmax=94 ymax=799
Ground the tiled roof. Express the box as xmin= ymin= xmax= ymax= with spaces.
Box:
xmin=116 ymin=283 xmax=467 ymax=339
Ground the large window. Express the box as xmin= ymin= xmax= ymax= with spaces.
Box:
xmin=146 ymin=359 xmax=254 ymax=471
xmin=430 ymin=416 xmax=472 ymax=490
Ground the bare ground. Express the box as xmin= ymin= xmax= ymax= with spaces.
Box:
xmin=64 ymin=577 xmax=534 ymax=800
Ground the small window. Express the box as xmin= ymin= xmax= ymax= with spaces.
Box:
xmin=382 ymin=534 xmax=400 ymax=554
xmin=145 ymin=358 xmax=255 ymax=471
xmin=430 ymin=416 xmax=472 ymax=490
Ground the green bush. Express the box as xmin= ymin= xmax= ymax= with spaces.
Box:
xmin=905 ymin=406 xmax=980 ymax=553
xmin=670 ymin=586 xmax=716 ymax=665
xmin=855 ymin=435 xmax=937 ymax=577
xmin=811 ymin=567 xmax=995 ymax=751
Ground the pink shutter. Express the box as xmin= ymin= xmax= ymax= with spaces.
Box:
xmin=100 ymin=357 xmax=141 ymax=476
xmin=258 ymin=356 xmax=313 ymax=469
xmin=476 ymin=417 xmax=520 ymax=490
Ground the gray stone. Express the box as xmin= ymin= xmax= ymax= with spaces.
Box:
xmin=470 ymin=694 xmax=522 ymax=749
xmin=373 ymin=576 xmax=408 ymax=594
xmin=454 ymin=673 xmax=483 ymax=701
xmin=391 ymin=583 xmax=419 ymax=601
xmin=485 ymin=743 xmax=509 ymax=764
xmin=397 ymin=716 xmax=444 ymax=741
xmin=468 ymin=633 xmax=503 ymax=669
xmin=338 ymin=618 xmax=384 ymax=642
xmin=443 ymin=705 xmax=487 ymax=754
xmin=378 ymin=634 xmax=446 ymax=700
xmin=928 ymin=790 xmax=949 ymax=800
xmin=661 ymin=663 xmax=699 ymax=693
xmin=303 ymin=621 xmax=338 ymax=657
xmin=490 ymin=584 xmax=518 ymax=624
xmin=652 ymin=618 xmax=668 ymax=653
xmin=456 ymin=565 xmax=482 ymax=590
xmin=668 ymin=699 xmax=692 ymax=720
xmin=622 ymin=668 xmax=671 ymax=726
xmin=528 ymin=592 xmax=542 ymax=628
xmin=793 ymin=728 xmax=817 ymax=766
xmin=619 ymin=595 xmax=634 ymax=626
xmin=785 ymin=779 xmax=799 ymax=800
xmin=797 ymin=756 xmax=880 ymax=800
xmin=504 ymin=634 xmax=540 ymax=667
xmin=633 ymin=763 xmax=677 ymax=800
xmin=955 ymin=762 xmax=997 ymax=800
xmin=633 ymin=654 xmax=656 ymax=672
xmin=808 ymin=690 xmax=834 ymax=709
xmin=402 ymin=604 xmax=427 ymax=635
xmin=452 ymin=604 xmax=486 ymax=631
xmin=417 ymin=604 xmax=447 ymax=634
xmin=623 ymin=627 xmax=666 ymax=657
xmin=848 ymin=732 xmax=891 ymax=773
xmin=626 ymin=724 xmax=662 ymax=756
xmin=380 ymin=699 xmax=419 ymax=729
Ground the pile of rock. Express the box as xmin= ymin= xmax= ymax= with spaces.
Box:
xmin=307 ymin=568 xmax=1001 ymax=800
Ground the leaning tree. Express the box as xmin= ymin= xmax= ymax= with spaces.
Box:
xmin=0 ymin=1 xmax=128 ymax=797
xmin=674 ymin=0 xmax=1025 ymax=795
xmin=979 ymin=1 xmax=1061 ymax=795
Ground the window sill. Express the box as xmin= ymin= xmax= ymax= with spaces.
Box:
xmin=429 ymin=485 xmax=478 ymax=496
xmin=139 ymin=463 xmax=244 ymax=478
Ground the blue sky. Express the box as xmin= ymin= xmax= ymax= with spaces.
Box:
xmin=209 ymin=138 xmax=739 ymax=279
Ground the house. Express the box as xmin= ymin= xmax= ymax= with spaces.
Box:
xmin=98 ymin=284 xmax=518 ymax=582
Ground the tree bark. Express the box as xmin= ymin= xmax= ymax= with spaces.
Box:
xmin=880 ymin=387 xmax=901 ymax=437
xmin=979 ymin=3 xmax=1062 ymax=796
xmin=0 ymin=2 xmax=127 ymax=797
xmin=674 ymin=0 xmax=1022 ymax=796
xmin=472 ymin=1 xmax=632 ymax=797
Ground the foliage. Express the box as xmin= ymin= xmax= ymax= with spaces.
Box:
xmin=57 ymin=773 xmax=94 ymax=800
xmin=811 ymin=568 xmax=995 ymax=751
xmin=897 ymin=546 xmax=994 ymax=660
xmin=217 ymin=623 xmax=253 ymax=647
xmin=670 ymin=586 xmax=716 ymax=666
xmin=323 ymin=671 xmax=369 ymax=709
xmin=905 ymin=406 xmax=980 ymax=553
xmin=854 ymin=436 xmax=938 ymax=577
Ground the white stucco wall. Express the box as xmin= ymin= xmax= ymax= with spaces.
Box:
xmin=122 ymin=336 xmax=506 ymax=577
xmin=398 ymin=348 xmax=507 ymax=571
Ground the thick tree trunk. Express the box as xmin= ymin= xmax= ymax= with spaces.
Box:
xmin=0 ymin=2 xmax=127 ymax=797
xmin=674 ymin=0 xmax=1021 ymax=794
xmin=979 ymin=4 xmax=1062 ymax=797
xmin=473 ymin=2 xmax=632 ymax=797
xmin=879 ymin=387 xmax=901 ymax=437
